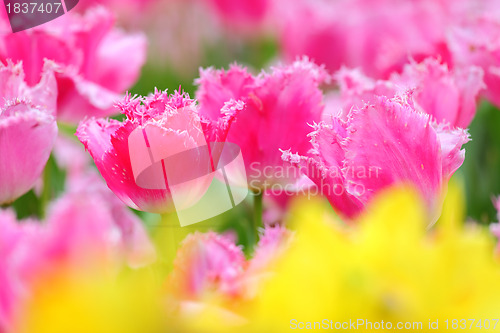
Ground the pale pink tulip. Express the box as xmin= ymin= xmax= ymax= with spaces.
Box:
xmin=169 ymin=231 xmax=246 ymax=299
xmin=0 ymin=61 xmax=57 ymax=204
xmin=196 ymin=58 xmax=329 ymax=190
xmin=0 ymin=6 xmax=146 ymax=123
xmin=332 ymin=58 xmax=484 ymax=128
xmin=448 ymin=15 xmax=500 ymax=109
xmin=283 ymin=96 xmax=469 ymax=219
xmin=169 ymin=226 xmax=293 ymax=303
xmin=394 ymin=59 xmax=484 ymax=128
xmin=246 ymin=226 xmax=292 ymax=274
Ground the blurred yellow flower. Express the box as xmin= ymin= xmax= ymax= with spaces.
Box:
xmin=247 ymin=183 xmax=500 ymax=332
xmin=13 ymin=264 xmax=165 ymax=333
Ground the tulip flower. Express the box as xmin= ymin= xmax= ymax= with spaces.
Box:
xmin=0 ymin=61 xmax=57 ymax=204
xmin=283 ymin=95 xmax=469 ymax=219
xmin=448 ymin=15 xmax=500 ymax=109
xmin=0 ymin=6 xmax=146 ymax=123
xmin=169 ymin=232 xmax=246 ymax=299
xmin=196 ymin=58 xmax=329 ymax=191
xmin=77 ymin=89 xmax=242 ymax=214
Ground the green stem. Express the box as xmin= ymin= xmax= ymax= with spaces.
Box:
xmin=40 ymin=157 xmax=52 ymax=219
xmin=152 ymin=212 xmax=185 ymax=274
xmin=253 ymin=190 xmax=264 ymax=240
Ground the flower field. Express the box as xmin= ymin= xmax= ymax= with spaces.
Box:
xmin=2 ymin=0 xmax=500 ymax=332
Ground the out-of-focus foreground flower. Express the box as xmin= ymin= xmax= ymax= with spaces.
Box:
xmin=246 ymin=184 xmax=500 ymax=333
xmin=0 ymin=61 xmax=57 ymax=205
xmin=0 ymin=6 xmax=146 ymax=123
xmin=0 ymin=173 xmax=155 ymax=332
xmin=166 ymin=184 xmax=500 ymax=332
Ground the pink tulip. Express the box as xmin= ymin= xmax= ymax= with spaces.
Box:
xmin=247 ymin=226 xmax=292 ymax=274
xmin=448 ymin=15 xmax=500 ymax=109
xmin=169 ymin=231 xmax=246 ymax=299
xmin=196 ymin=58 xmax=329 ymax=191
xmin=77 ymin=89 xmax=241 ymax=214
xmin=393 ymin=59 xmax=484 ymax=128
xmin=0 ymin=61 xmax=58 ymax=204
xmin=169 ymin=226 xmax=292 ymax=302
xmin=332 ymin=58 xmax=484 ymax=128
xmin=0 ymin=6 xmax=146 ymax=123
xmin=282 ymin=95 xmax=469 ymax=219
xmin=235 ymin=226 xmax=292 ymax=299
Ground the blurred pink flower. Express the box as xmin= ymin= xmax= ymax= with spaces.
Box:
xmin=201 ymin=0 xmax=270 ymax=32
xmin=0 ymin=210 xmax=44 ymax=332
xmin=53 ymin=134 xmax=156 ymax=268
xmin=448 ymin=15 xmax=500 ymax=109
xmin=44 ymin=175 xmax=156 ymax=269
xmin=243 ymin=226 xmax=293 ymax=295
xmin=77 ymin=90 xmax=240 ymax=214
xmin=0 ymin=61 xmax=58 ymax=204
xmin=167 ymin=226 xmax=293 ymax=309
xmin=279 ymin=0 xmax=451 ymax=79
xmin=249 ymin=226 xmax=293 ymax=273
xmin=169 ymin=231 xmax=246 ymax=299
xmin=0 ymin=6 xmax=146 ymax=123
xmin=169 ymin=225 xmax=292 ymax=302
xmin=196 ymin=59 xmax=329 ymax=190
xmin=52 ymin=135 xmax=92 ymax=183
xmin=74 ymin=0 xmax=154 ymax=27
xmin=283 ymin=96 xmax=469 ymax=219
xmin=0 ymin=174 xmax=155 ymax=331
xmin=331 ymin=58 xmax=484 ymax=128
